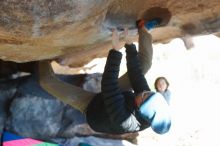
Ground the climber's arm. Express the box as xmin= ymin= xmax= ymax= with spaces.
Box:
xmin=124 ymin=43 xmax=151 ymax=93
xmin=101 ymin=49 xmax=141 ymax=132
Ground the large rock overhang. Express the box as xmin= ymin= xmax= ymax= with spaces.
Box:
xmin=0 ymin=0 xmax=220 ymax=67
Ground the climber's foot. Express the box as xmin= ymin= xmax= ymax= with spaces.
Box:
xmin=136 ymin=18 xmax=162 ymax=30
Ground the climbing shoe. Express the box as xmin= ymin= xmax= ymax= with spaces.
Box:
xmin=136 ymin=18 xmax=162 ymax=30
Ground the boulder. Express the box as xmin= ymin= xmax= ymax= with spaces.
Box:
xmin=0 ymin=74 xmax=138 ymax=145
xmin=0 ymin=0 xmax=219 ymax=67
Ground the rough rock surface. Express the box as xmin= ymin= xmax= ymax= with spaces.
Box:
xmin=0 ymin=74 xmax=138 ymax=145
xmin=0 ymin=0 xmax=220 ymax=66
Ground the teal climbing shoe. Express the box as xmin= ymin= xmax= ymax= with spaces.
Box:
xmin=144 ymin=18 xmax=162 ymax=30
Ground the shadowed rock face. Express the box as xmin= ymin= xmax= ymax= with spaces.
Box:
xmin=0 ymin=0 xmax=220 ymax=66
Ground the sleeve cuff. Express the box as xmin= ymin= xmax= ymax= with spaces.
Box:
xmin=124 ymin=44 xmax=138 ymax=55
xmin=108 ymin=49 xmax=122 ymax=60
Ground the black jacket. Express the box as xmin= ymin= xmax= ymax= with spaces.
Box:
xmin=86 ymin=44 xmax=151 ymax=134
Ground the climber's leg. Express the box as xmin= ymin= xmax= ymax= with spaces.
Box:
xmin=38 ymin=61 xmax=95 ymax=114
xmin=138 ymin=26 xmax=153 ymax=73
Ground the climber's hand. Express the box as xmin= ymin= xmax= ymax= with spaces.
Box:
xmin=112 ymin=28 xmax=121 ymax=50
xmin=124 ymin=27 xmax=136 ymax=45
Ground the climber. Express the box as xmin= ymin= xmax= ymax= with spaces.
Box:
xmin=38 ymin=19 xmax=155 ymax=114
xmin=85 ymin=20 xmax=171 ymax=134
xmin=38 ymin=18 xmax=171 ymax=134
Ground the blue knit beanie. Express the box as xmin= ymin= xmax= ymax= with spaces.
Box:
xmin=139 ymin=92 xmax=171 ymax=134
